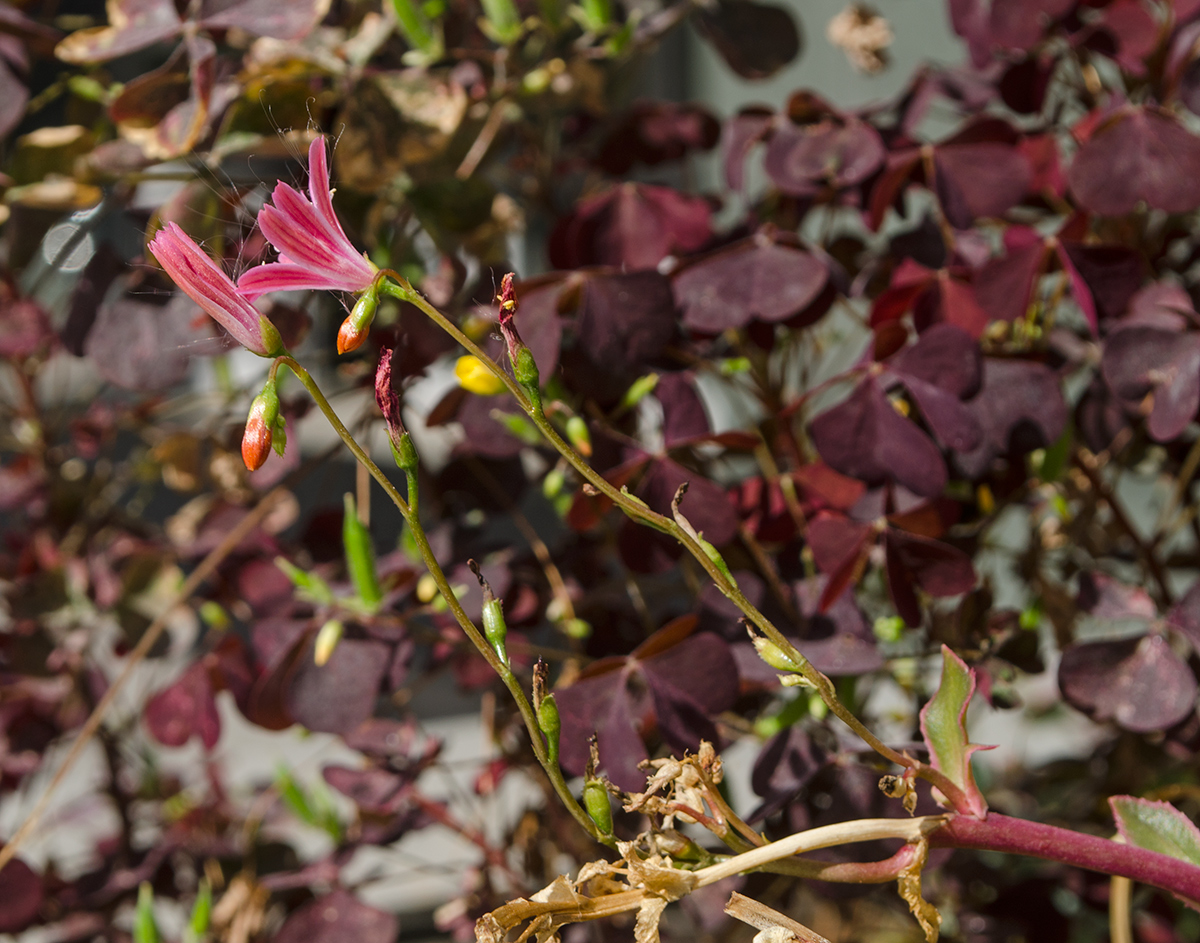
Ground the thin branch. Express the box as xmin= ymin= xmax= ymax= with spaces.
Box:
xmin=1074 ymin=446 xmax=1173 ymax=606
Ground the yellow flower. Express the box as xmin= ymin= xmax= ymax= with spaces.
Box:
xmin=455 ymin=356 xmax=506 ymax=395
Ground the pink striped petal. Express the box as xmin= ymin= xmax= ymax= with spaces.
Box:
xmin=150 ymin=223 xmax=281 ymax=357
xmin=239 ymin=262 xmax=373 ymax=299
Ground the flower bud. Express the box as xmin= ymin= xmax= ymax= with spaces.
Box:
xmin=455 ymin=355 xmax=507 ymax=395
xmin=469 ymin=559 xmax=508 ymax=665
xmin=582 ymin=736 xmax=612 ymax=836
xmin=533 ymin=660 xmax=561 ymax=766
xmin=565 ymin=415 xmax=591 ymax=457
xmin=337 ymin=282 xmax=380 ymax=355
xmin=582 ymin=778 xmax=612 ymax=836
xmin=241 ymin=381 xmax=281 ymax=471
xmin=314 ymin=619 xmax=344 ymax=667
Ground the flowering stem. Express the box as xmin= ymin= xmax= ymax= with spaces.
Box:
xmin=282 ymin=356 xmax=610 ymax=846
xmin=932 ymin=812 xmax=1200 ymax=905
xmin=380 ymin=277 xmax=961 ymax=798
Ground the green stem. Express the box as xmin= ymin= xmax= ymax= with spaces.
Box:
xmin=284 ymin=356 xmax=608 ymax=845
xmin=381 ymin=277 xmax=970 ymax=805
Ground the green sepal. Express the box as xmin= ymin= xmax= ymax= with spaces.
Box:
xmin=343 ymin=493 xmax=383 ymax=610
xmin=396 ymin=431 xmax=419 ymax=472
xmin=270 ymin=413 xmax=287 ymax=457
xmin=257 ymin=315 xmax=285 ymax=358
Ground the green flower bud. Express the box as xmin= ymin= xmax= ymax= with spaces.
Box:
xmin=565 ymin=415 xmax=591 ymax=457
xmin=533 ymin=659 xmax=561 ymax=766
xmin=469 ymin=560 xmax=508 ymax=666
xmin=397 ymin=431 xmax=419 ymax=472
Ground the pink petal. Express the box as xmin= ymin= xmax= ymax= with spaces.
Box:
xmin=239 ymin=262 xmax=372 ymax=299
xmin=308 ymin=137 xmax=347 ymax=245
xmin=150 ymin=223 xmax=274 ymax=356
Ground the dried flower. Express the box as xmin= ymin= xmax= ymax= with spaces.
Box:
xmin=148 ymin=222 xmax=284 ymax=358
xmin=827 ymin=4 xmax=892 ymax=74
xmin=237 ymin=137 xmax=377 ymax=299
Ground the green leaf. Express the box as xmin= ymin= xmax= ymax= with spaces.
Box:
xmin=134 ymin=882 xmax=160 ymax=943
xmin=1111 ymin=796 xmax=1200 ymax=866
xmin=184 ymin=880 xmax=212 ymax=943
xmin=275 ymin=557 xmax=334 ymax=606
xmin=343 ymin=494 xmax=383 ymax=610
xmin=918 ymin=645 xmax=992 ymax=818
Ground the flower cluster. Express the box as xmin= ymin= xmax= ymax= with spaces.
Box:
xmin=149 ymin=135 xmax=381 ymax=467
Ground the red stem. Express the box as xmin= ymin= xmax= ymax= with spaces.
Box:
xmin=932 ymin=813 xmax=1200 ymax=904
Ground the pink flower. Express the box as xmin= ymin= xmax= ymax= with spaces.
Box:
xmin=149 ymin=222 xmax=284 ymax=358
xmin=238 ymin=137 xmax=376 ymax=299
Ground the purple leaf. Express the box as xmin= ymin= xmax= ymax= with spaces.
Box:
xmin=750 ymin=726 xmax=829 ymax=821
xmin=549 ymin=183 xmax=711 ymax=270
xmin=556 ymin=622 xmax=736 ymax=791
xmin=0 ymin=859 xmax=43 ymax=932
xmin=274 ymin=890 xmax=397 ymax=943
xmin=596 ymin=101 xmax=721 ymax=174
xmin=763 ymin=118 xmax=885 ymax=197
xmin=656 ymin=372 xmax=710 ymax=447
xmin=287 ymin=638 xmax=391 ymax=735
xmin=1103 ymin=325 xmax=1200 ymax=441
xmin=886 ymin=527 xmax=976 ymax=599
xmin=1167 ymin=579 xmax=1200 ymax=650
xmin=806 ymin=513 xmax=874 ymax=608
xmin=1069 ymin=106 xmax=1200 ymax=216
xmin=1057 ymin=240 xmax=1144 ymax=328
xmin=197 ymin=0 xmax=329 ymax=40
xmin=973 ymin=239 xmax=1048 ymax=324
xmin=673 ymin=235 xmax=829 ymax=332
xmin=55 ymin=0 xmax=183 ymax=64
xmin=723 ymin=108 xmax=773 ymax=190
xmin=322 ymin=766 xmax=408 ymax=815
xmin=935 ymin=140 xmax=1031 ymax=228
xmin=955 ymin=358 xmax=1067 ymax=477
xmin=1059 ymin=635 xmax=1198 ymax=733
xmin=84 ymin=292 xmax=223 ymax=391
xmin=810 ymin=376 xmax=948 ymax=497
xmin=640 ymin=459 xmax=738 ymax=547
xmin=693 ymin=0 xmax=801 ymax=80
xmin=1077 ymin=572 xmax=1156 ymax=622
xmin=576 ymin=271 xmax=677 ymax=369
xmin=144 ymin=661 xmax=221 ymax=749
